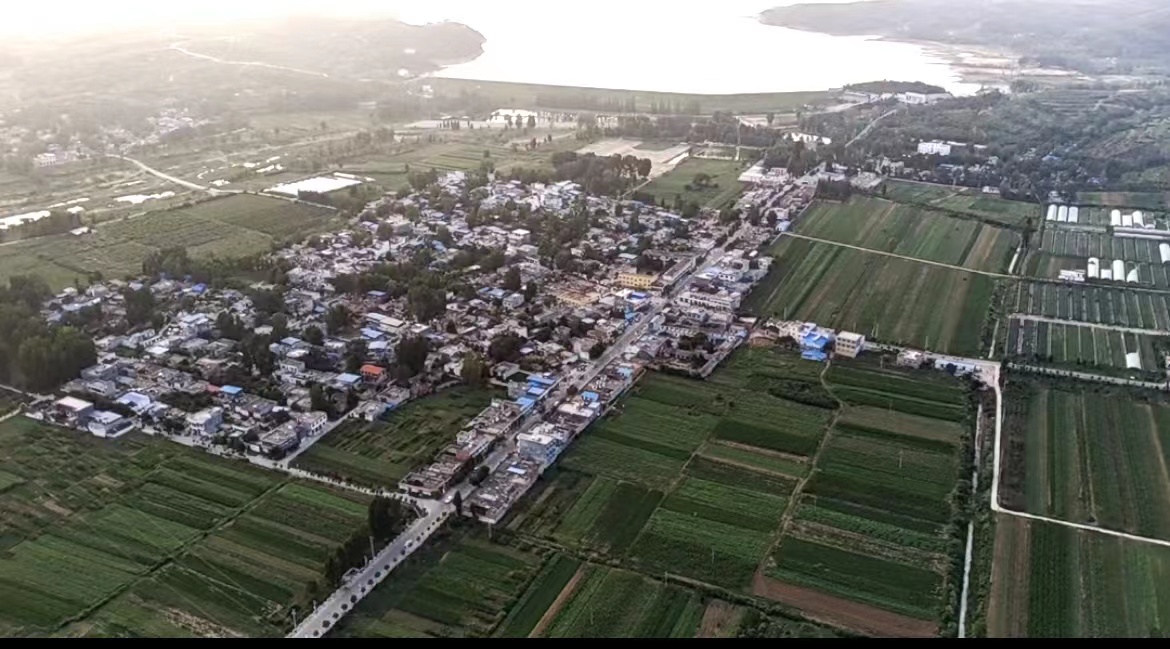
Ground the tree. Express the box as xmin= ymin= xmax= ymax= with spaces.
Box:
xmin=326 ymin=304 xmax=350 ymax=335
xmin=310 ymin=384 xmax=329 ymax=412
xmin=502 ymin=267 xmax=522 ymax=292
xmin=303 ymin=325 xmax=324 ymax=346
xmin=345 ymin=339 xmax=368 ymax=373
xmin=434 ymin=225 xmax=454 ymax=246
xmin=368 ymin=496 xmax=407 ymax=542
xmin=766 ymin=112 xmax=775 ymax=126
xmin=270 ymin=313 xmax=289 ymax=341
xmin=451 ymin=490 xmax=463 ymax=515
xmin=636 ymin=158 xmax=652 ymax=178
xmin=589 ymin=340 xmax=606 ymax=360
xmin=461 ymin=352 xmax=486 ymax=387
xmin=523 ymin=281 xmax=539 ymax=302
xmin=488 ymin=333 xmax=524 ymax=363
xmin=396 ymin=335 xmax=429 ymax=377
xmin=527 ymin=115 xmax=537 ymax=129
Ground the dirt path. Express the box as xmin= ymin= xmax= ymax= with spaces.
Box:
xmin=780 ymin=232 xmax=1012 ymax=279
xmin=752 ymin=573 xmax=937 ymax=638
xmin=696 ymin=600 xmax=740 ymax=638
xmin=986 ymin=515 xmax=1032 ymax=637
xmin=528 ymin=565 xmax=586 ymax=638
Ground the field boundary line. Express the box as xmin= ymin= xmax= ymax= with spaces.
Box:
xmin=990 ymin=369 xmax=1170 ymax=550
xmin=777 ymin=233 xmax=1013 ymax=278
xmin=1008 ymin=313 xmax=1170 ymax=336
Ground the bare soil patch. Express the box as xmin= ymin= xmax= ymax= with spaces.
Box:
xmin=752 ymin=572 xmax=937 ymax=638
xmin=529 ymin=565 xmax=586 ymax=638
xmin=696 ymin=599 xmax=742 ymax=638
xmin=987 ymin=514 xmax=1032 ymax=637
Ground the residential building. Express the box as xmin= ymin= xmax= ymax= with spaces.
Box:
xmin=835 ymin=332 xmax=865 ymax=358
xmin=917 ymin=141 xmax=953 ymax=156
xmin=187 ymin=407 xmax=224 ymax=436
xmin=618 ymin=271 xmax=657 ymax=290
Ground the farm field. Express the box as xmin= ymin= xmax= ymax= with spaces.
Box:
xmin=1031 ymin=231 xmax=1170 ymax=288
xmin=341 ymin=136 xmax=581 ymax=188
xmin=1077 ymin=191 xmax=1170 ymax=210
xmin=508 ymin=348 xmax=970 ymax=636
xmin=537 ymin=564 xmax=704 ymax=638
xmin=332 ymin=531 xmax=545 ymax=638
xmin=639 ymin=158 xmax=748 ymax=210
xmin=988 ymin=515 xmax=1170 ymax=637
xmin=1010 ymin=280 xmax=1170 ymax=330
xmin=0 ymin=416 xmax=371 ymax=637
xmin=796 ymin=196 xmax=1019 ymax=273
xmin=749 ymin=236 xmax=995 ymax=356
xmin=883 ymin=180 xmax=1039 ymax=226
xmin=425 ymin=78 xmax=828 ymax=114
xmin=1006 ymin=383 xmax=1170 ymax=540
xmin=292 ymin=387 xmax=495 ymax=489
xmin=0 ymin=194 xmax=338 ymax=290
xmin=1005 ymin=317 xmax=1167 ymax=376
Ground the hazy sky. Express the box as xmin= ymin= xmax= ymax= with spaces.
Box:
xmin=0 ymin=0 xmax=859 ymax=39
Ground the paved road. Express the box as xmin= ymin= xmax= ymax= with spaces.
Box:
xmin=1008 ymin=362 xmax=1168 ymax=389
xmin=107 ymin=154 xmax=222 ymax=194
xmin=845 ymin=108 xmax=897 ymax=149
xmin=1009 ymin=313 xmax=1170 ymax=336
xmin=289 ymin=500 xmax=452 ymax=638
xmin=170 ymin=43 xmax=332 ymax=79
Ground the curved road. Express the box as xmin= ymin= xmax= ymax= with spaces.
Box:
xmin=169 ymin=43 xmax=331 ymax=79
xmin=107 ymin=154 xmax=222 ymax=195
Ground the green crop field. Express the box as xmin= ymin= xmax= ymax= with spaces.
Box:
xmin=333 ymin=533 xmax=544 ymax=638
xmin=540 ymin=564 xmax=704 ymax=638
xmin=0 ymin=417 xmax=371 ymax=637
xmin=989 ymin=515 xmax=1170 ymax=637
xmin=426 ymin=78 xmax=827 ymax=114
xmin=884 ymin=180 xmax=1040 ymax=226
xmin=0 ymin=194 xmax=338 ymax=290
xmin=1011 ymin=384 xmax=1170 ymax=540
xmin=497 ymin=554 xmax=581 ymax=637
xmin=747 ymin=237 xmax=995 ymax=356
xmin=768 ymin=537 xmax=943 ymax=620
xmin=1010 ymin=280 xmax=1170 ymax=330
xmin=640 ymin=158 xmax=748 ymax=210
xmin=292 ymin=387 xmax=496 ymax=488
xmin=796 ymin=196 xmax=1019 ymax=273
xmin=523 ymin=348 xmax=968 ymax=632
xmin=1077 ymin=191 xmax=1170 ymax=210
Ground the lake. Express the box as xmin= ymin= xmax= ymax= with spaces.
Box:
xmin=392 ymin=0 xmax=981 ymax=95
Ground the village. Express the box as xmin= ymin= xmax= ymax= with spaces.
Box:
xmin=19 ymin=161 xmax=828 ymax=529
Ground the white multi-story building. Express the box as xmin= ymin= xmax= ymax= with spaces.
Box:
xmin=676 ymin=289 xmax=742 ymax=312
xmin=187 ymin=407 xmax=224 ymax=437
xmin=835 ymin=332 xmax=866 ymax=358
xmin=917 ymin=141 xmax=953 ymax=156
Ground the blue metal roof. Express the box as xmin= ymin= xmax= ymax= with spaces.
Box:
xmin=221 ymin=385 xmax=244 ymax=395
xmin=528 ymin=375 xmax=557 ymax=386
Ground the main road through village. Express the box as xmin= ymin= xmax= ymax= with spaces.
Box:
xmin=288 ymin=220 xmax=753 ymax=637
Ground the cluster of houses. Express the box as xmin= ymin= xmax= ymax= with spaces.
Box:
xmin=23 ymin=153 xmax=817 ymax=518
xmin=465 ymin=359 xmax=644 ymax=524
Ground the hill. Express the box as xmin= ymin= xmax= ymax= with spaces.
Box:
xmin=761 ymin=0 xmax=1170 ymax=75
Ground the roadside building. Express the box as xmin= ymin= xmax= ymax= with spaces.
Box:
xmin=187 ymin=407 xmax=224 ymax=437
xmin=834 ymin=332 xmax=866 ymax=358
